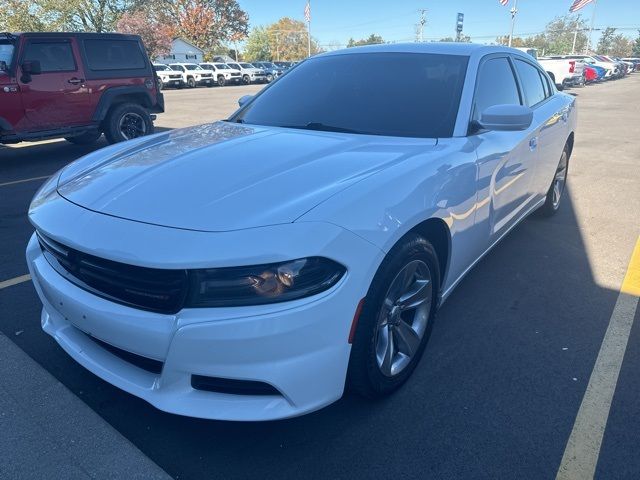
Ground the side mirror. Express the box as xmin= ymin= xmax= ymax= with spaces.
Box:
xmin=238 ymin=94 xmax=253 ymax=107
xmin=479 ymin=104 xmax=533 ymax=132
xmin=22 ymin=60 xmax=42 ymax=75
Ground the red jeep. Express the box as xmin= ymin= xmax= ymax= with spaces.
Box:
xmin=0 ymin=32 xmax=164 ymax=145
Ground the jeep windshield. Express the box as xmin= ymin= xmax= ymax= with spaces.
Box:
xmin=0 ymin=42 xmax=14 ymax=73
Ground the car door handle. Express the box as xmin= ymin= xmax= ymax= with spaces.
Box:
xmin=68 ymin=78 xmax=84 ymax=85
xmin=529 ymin=137 xmax=538 ymax=151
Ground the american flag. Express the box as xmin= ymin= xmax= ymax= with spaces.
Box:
xmin=569 ymin=0 xmax=594 ymax=12
xmin=304 ymin=1 xmax=311 ymax=22
xmin=499 ymin=0 xmax=509 ymax=6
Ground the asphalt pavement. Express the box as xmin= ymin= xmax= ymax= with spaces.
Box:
xmin=1 ymin=78 xmax=639 ymax=479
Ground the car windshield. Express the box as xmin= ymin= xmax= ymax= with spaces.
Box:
xmin=184 ymin=64 xmax=202 ymax=70
xmin=216 ymin=64 xmax=230 ymax=69
xmin=0 ymin=42 xmax=14 ymax=72
xmin=231 ymin=52 xmax=468 ymax=138
xmin=263 ymin=62 xmax=276 ymax=68
xmin=240 ymin=63 xmax=254 ymax=68
xmin=154 ymin=64 xmax=170 ymax=71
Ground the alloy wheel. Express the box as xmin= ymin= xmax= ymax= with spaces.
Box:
xmin=375 ymin=260 xmax=432 ymax=377
xmin=118 ymin=112 xmax=147 ymax=140
xmin=552 ymin=151 xmax=568 ymax=209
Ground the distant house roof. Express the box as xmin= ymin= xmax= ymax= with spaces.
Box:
xmin=172 ymin=38 xmax=203 ymax=53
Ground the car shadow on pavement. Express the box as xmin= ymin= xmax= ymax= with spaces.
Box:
xmin=4 ymin=182 xmax=638 ymax=479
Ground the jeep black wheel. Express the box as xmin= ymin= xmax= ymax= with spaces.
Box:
xmin=65 ymin=131 xmax=102 ymax=145
xmin=104 ymin=103 xmax=153 ymax=144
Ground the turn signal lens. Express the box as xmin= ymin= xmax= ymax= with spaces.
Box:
xmin=185 ymin=257 xmax=345 ymax=308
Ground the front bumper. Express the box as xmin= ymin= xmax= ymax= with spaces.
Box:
xmin=26 ymin=197 xmax=384 ymax=420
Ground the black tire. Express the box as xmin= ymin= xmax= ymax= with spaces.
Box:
xmin=186 ymin=77 xmax=196 ymax=88
xmin=217 ymin=76 xmax=225 ymax=86
xmin=347 ymin=233 xmax=440 ymax=398
xmin=103 ymin=103 xmax=154 ymax=144
xmin=65 ymin=131 xmax=102 ymax=145
xmin=266 ymin=74 xmax=273 ymax=83
xmin=243 ymin=74 xmax=251 ymax=85
xmin=206 ymin=80 xmax=214 ymax=87
xmin=538 ymin=146 xmax=569 ymax=217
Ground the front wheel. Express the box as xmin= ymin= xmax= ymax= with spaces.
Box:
xmin=186 ymin=77 xmax=196 ymax=88
xmin=347 ymin=234 xmax=440 ymax=398
xmin=243 ymin=74 xmax=251 ymax=85
xmin=217 ymin=76 xmax=226 ymax=86
xmin=103 ymin=103 xmax=154 ymax=144
xmin=538 ymin=147 xmax=569 ymax=217
xmin=266 ymin=74 xmax=273 ymax=83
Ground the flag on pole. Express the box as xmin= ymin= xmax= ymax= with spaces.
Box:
xmin=569 ymin=0 xmax=594 ymax=12
xmin=304 ymin=1 xmax=311 ymax=22
xmin=499 ymin=0 xmax=509 ymax=6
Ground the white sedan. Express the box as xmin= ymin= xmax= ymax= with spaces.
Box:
xmin=27 ymin=43 xmax=576 ymax=421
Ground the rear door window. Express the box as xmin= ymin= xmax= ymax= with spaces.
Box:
xmin=514 ymin=59 xmax=546 ymax=107
xmin=23 ymin=41 xmax=76 ymax=72
xmin=84 ymin=39 xmax=145 ymax=71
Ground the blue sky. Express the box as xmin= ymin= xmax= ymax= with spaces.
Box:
xmin=237 ymin=0 xmax=639 ymax=47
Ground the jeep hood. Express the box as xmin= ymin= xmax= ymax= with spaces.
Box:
xmin=57 ymin=122 xmax=436 ymax=232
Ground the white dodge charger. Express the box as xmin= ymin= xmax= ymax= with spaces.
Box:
xmin=26 ymin=43 xmax=576 ymax=421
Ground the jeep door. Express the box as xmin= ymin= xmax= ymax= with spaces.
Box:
xmin=18 ymin=37 xmax=93 ymax=130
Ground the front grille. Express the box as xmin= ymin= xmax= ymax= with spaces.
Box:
xmin=230 ymin=72 xmax=240 ymax=76
xmin=37 ymin=232 xmax=188 ymax=314
xmin=200 ymin=73 xmax=213 ymax=78
xmin=169 ymin=74 xmax=181 ymax=79
xmin=88 ymin=334 xmax=164 ymax=374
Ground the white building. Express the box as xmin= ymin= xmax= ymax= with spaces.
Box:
xmin=155 ymin=38 xmax=204 ymax=64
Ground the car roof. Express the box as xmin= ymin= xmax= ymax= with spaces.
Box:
xmin=11 ymin=32 xmax=142 ymax=41
xmin=316 ymin=42 xmax=512 ymax=58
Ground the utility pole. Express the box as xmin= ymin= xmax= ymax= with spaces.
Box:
xmin=508 ymin=0 xmax=518 ymax=47
xmin=572 ymin=26 xmax=579 ymax=54
xmin=418 ymin=9 xmax=427 ymax=42
xmin=456 ymin=13 xmax=464 ymax=42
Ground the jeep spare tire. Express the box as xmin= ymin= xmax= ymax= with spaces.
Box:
xmin=104 ymin=103 xmax=154 ymax=144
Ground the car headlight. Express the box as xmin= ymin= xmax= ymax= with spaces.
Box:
xmin=185 ymin=257 xmax=345 ymax=308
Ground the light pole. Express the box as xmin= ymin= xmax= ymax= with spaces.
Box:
xmin=508 ymin=0 xmax=519 ymax=47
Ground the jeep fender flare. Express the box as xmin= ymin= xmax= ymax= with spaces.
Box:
xmin=92 ymin=86 xmax=154 ymax=122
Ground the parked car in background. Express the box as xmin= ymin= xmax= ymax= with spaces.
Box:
xmin=0 ymin=32 xmax=163 ymax=145
xmin=274 ymin=61 xmax=294 ymax=70
xmin=226 ymin=62 xmax=268 ymax=84
xmin=169 ymin=63 xmax=215 ymax=88
xmin=153 ymin=63 xmax=184 ymax=90
xmin=583 ymin=65 xmax=598 ymax=83
xmin=251 ymin=61 xmax=283 ymax=82
xmin=621 ymin=58 xmax=640 ymax=71
xmin=27 ymin=43 xmax=576 ymax=421
xmin=199 ymin=62 xmax=242 ymax=86
xmin=537 ymin=56 xmax=585 ymax=89
xmin=553 ymin=55 xmax=618 ymax=79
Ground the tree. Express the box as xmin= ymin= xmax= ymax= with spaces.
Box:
xmin=244 ymin=26 xmax=271 ymax=61
xmin=633 ymin=30 xmax=640 ymax=57
xmin=158 ymin=0 xmax=248 ymax=59
xmin=608 ymin=34 xmax=632 ymax=57
xmin=495 ymin=36 xmax=527 ymax=47
xmin=347 ymin=34 xmax=384 ymax=47
xmin=116 ymin=11 xmax=172 ymax=59
xmin=266 ymin=17 xmax=321 ymax=60
xmin=1 ymin=0 xmax=132 ymax=33
xmin=597 ymin=27 xmax=617 ymax=54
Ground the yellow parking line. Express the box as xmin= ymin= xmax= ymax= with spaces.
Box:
xmin=0 ymin=175 xmax=51 ymax=188
xmin=0 ymin=274 xmax=32 ymax=290
xmin=557 ymin=236 xmax=640 ymax=480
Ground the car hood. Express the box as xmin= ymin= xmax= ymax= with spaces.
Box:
xmin=57 ymin=122 xmax=436 ymax=232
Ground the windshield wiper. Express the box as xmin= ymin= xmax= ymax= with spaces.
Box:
xmin=284 ymin=122 xmax=364 ymax=134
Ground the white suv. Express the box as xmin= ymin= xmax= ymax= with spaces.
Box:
xmin=169 ymin=63 xmax=215 ymax=88
xmin=152 ymin=64 xmax=185 ymax=90
xmin=200 ymin=63 xmax=242 ymax=86
xmin=226 ymin=62 xmax=268 ymax=84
